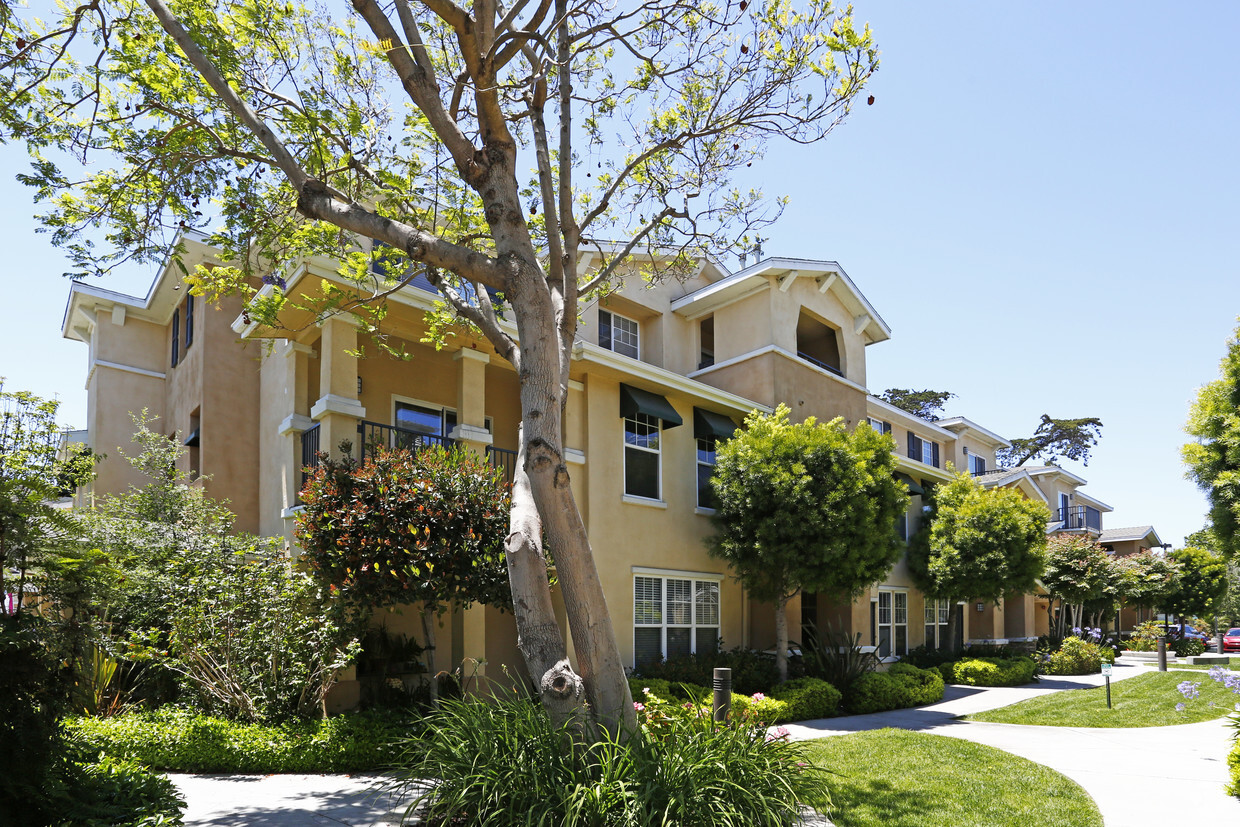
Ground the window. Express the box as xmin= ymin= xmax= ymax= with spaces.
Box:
xmin=896 ymin=511 xmax=908 ymax=542
xmin=924 ymin=598 xmax=950 ymax=650
xmin=877 ymin=589 xmax=907 ymax=658
xmin=395 ymin=401 xmax=457 ymax=437
xmin=968 ymin=453 xmax=987 ymax=475
xmin=698 ymin=316 xmax=715 ymax=370
xmin=599 ymin=309 xmax=639 ymax=358
xmin=907 ymin=433 xmax=939 ymax=468
xmin=867 ymin=417 xmax=892 ymax=435
xmin=634 ymin=574 xmax=720 ymax=668
xmin=624 ymin=413 xmax=661 ymax=499
xmin=184 ymin=294 xmax=194 ymax=350
xmin=696 ymin=436 xmax=717 ymax=509
xmin=171 ymin=309 xmax=180 ymax=367
xmin=795 ymin=310 xmax=843 ymax=376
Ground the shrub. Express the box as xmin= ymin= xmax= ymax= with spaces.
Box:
xmin=396 ymin=694 xmax=827 ymax=826
xmin=800 ymin=623 xmax=878 ymax=693
xmin=1125 ymin=621 xmax=1163 ymax=652
xmin=845 ymin=664 xmax=944 ymax=714
xmin=1172 ymin=638 xmax=1206 ymax=658
xmin=1228 ymin=741 xmax=1239 ymax=798
xmin=901 ymin=644 xmax=956 ymax=671
xmin=941 ymin=656 xmax=1038 ymax=687
xmin=764 ymin=678 xmax=841 ymax=722
xmin=64 ymin=707 xmax=407 ymax=774
xmin=50 ymin=754 xmax=186 ymax=827
xmin=1042 ymin=636 xmax=1103 ymax=675
xmin=632 ymin=647 xmax=785 ymax=695
xmin=633 ymin=676 xmax=841 ymax=725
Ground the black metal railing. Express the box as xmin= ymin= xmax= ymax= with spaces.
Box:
xmin=356 ymin=420 xmax=455 ymax=461
xmin=487 ymin=446 xmax=518 ymax=486
xmin=1054 ymin=505 xmax=1102 ymax=532
xmin=299 ymin=423 xmax=322 ymax=498
xmin=796 ymin=350 xmax=843 ymax=377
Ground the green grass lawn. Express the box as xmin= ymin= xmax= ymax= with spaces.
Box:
xmin=1166 ymin=657 xmax=1240 ymax=670
xmin=967 ymin=671 xmax=1238 ymax=727
xmin=798 ymin=729 xmax=1102 ymax=827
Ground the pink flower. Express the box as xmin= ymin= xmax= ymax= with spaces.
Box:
xmin=633 ymin=702 xmax=645 ymax=712
xmin=766 ymin=726 xmax=790 ymax=742
xmin=752 ymin=692 xmax=766 ymax=701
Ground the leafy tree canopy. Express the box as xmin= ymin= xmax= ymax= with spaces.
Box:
xmin=996 ymin=415 xmax=1104 ymax=468
xmin=708 ymin=404 xmax=907 ymax=679
xmin=908 ymin=472 xmax=1049 ymax=605
xmin=1042 ymin=534 xmax=1117 ymax=609
xmin=1166 ymin=546 xmax=1228 ymax=620
xmin=1183 ymin=319 xmax=1240 ymax=560
xmin=1115 ymin=549 xmax=1180 ymax=611
xmin=876 ymin=389 xmax=954 ymax=421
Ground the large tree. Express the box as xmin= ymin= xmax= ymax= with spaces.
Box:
xmin=908 ymin=471 xmax=1049 ymax=651
xmin=1184 ymin=320 xmax=1240 ymax=560
xmin=996 ymin=415 xmax=1104 ymax=468
xmin=1165 ymin=546 xmax=1228 ymax=622
xmin=1 ymin=0 xmax=878 ymax=734
xmin=1041 ymin=534 xmax=1118 ymax=637
xmin=876 ymin=388 xmax=954 ymax=421
xmin=1116 ymin=549 xmax=1180 ymax=627
xmin=707 ymin=404 xmax=907 ymax=682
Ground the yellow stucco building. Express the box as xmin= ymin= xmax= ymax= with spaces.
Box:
xmin=62 ymin=233 xmax=1146 ymax=702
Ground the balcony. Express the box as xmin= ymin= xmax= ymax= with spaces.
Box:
xmin=795 ymin=350 xmax=843 ymax=377
xmin=1054 ymin=505 xmax=1101 ymax=533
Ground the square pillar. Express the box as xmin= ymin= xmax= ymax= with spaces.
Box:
xmin=449 ymin=348 xmax=492 ymax=455
xmin=311 ymin=317 xmax=366 ymax=459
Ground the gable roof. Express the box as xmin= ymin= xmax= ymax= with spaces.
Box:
xmin=1099 ymin=526 xmax=1162 ymax=546
xmin=669 ymin=257 xmax=891 ymax=344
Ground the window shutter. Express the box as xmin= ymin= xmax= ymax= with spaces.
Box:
xmin=978 ymin=457 xmax=986 ymax=474
xmin=931 ymin=442 xmax=940 ymax=468
xmin=884 ymin=422 xmax=892 ymax=435
xmin=171 ymin=309 xmax=180 ymax=367
xmin=599 ymin=310 xmax=613 ymax=351
xmin=907 ymin=432 xmax=917 ymax=460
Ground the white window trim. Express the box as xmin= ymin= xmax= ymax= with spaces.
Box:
xmin=600 ymin=308 xmax=641 ymax=359
xmin=877 ymin=587 xmax=909 ymax=659
xmin=924 ymin=598 xmax=950 ymax=649
xmin=867 ymin=417 xmax=888 ymax=432
xmin=632 ymin=570 xmax=722 ymax=668
xmin=623 ymin=412 xmax=661 ymax=501
xmin=391 ymin=394 xmax=493 ymax=436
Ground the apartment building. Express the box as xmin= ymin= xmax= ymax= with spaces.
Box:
xmin=62 ymin=235 xmax=1122 ymax=701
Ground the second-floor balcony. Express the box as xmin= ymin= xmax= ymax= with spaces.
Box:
xmin=1054 ymin=505 xmax=1102 ymax=533
xmin=298 ymin=420 xmax=518 ymax=503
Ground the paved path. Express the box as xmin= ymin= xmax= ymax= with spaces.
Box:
xmin=169 ymin=660 xmax=1240 ymax=826
xmin=783 ymin=661 xmax=1240 ymax=826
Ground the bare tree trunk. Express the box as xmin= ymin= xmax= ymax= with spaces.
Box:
xmin=774 ymin=593 xmax=790 ymax=684
xmin=945 ymin=598 xmax=960 ymax=654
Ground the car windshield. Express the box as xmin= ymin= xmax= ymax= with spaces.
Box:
xmin=1228 ymin=630 xmax=1240 ymax=637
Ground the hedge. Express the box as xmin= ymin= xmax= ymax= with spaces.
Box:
xmin=629 ymin=676 xmax=841 ymax=724
xmin=939 ymin=656 xmax=1038 ymax=687
xmin=1228 ymin=741 xmax=1240 ymax=799
xmin=845 ymin=664 xmax=945 ymax=715
xmin=64 ymin=707 xmax=409 ymax=774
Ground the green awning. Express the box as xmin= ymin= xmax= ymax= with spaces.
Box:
xmin=693 ymin=407 xmax=737 ymax=441
xmin=895 ymin=472 xmax=924 ymax=496
xmin=619 ymin=384 xmax=683 ymax=428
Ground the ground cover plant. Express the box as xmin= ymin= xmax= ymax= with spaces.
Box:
xmin=65 ymin=707 xmax=408 ymax=774
xmin=395 ymin=692 xmax=827 ymax=826
xmin=967 ymin=671 xmax=1237 ymax=728
xmin=797 ymin=729 xmax=1102 ymax=827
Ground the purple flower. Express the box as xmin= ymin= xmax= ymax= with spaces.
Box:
xmin=1177 ymin=680 xmax=1201 ymax=701
xmin=1175 ymin=702 xmax=1186 ymax=712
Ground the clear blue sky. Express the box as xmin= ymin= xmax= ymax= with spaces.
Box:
xmin=2 ymin=2 xmax=1237 ymax=548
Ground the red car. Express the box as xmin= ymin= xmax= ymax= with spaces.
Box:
xmin=1223 ymin=628 xmax=1240 ymax=654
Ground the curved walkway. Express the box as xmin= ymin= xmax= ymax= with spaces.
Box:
xmin=783 ymin=661 xmax=1240 ymax=826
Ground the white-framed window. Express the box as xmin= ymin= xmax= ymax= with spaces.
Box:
xmin=924 ymin=598 xmax=950 ymax=650
xmin=968 ymin=453 xmax=987 ymax=475
xmin=867 ymin=417 xmax=892 ymax=435
xmin=696 ymin=435 xmax=717 ymax=509
xmin=599 ymin=309 xmax=639 ymax=358
xmin=877 ymin=588 xmax=908 ymax=658
xmin=624 ymin=413 xmax=660 ymax=499
xmin=634 ymin=573 xmax=720 ymax=668
xmin=907 ymin=433 xmax=939 ymax=468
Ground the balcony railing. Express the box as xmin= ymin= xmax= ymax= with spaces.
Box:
xmin=796 ymin=350 xmax=843 ymax=377
xmin=487 ymin=446 xmax=518 ymax=486
xmin=299 ymin=423 xmax=321 ymax=498
xmin=1054 ymin=505 xmax=1102 ymax=532
xmin=357 ymin=420 xmax=456 ymax=461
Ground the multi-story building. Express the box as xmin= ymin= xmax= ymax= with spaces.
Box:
xmin=62 ymin=235 xmax=1130 ymax=702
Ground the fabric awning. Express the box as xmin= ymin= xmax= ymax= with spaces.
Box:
xmin=184 ymin=428 xmax=201 ymax=447
xmin=894 ymin=472 xmax=924 ymax=496
xmin=693 ymin=407 xmax=737 ymax=441
xmin=619 ymin=383 xmax=682 ymax=428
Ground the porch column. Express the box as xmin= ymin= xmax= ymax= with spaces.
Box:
xmin=310 ymin=316 xmax=366 ymax=460
xmin=275 ymin=340 xmax=315 ymax=532
xmin=449 ymin=347 xmax=491 ymax=684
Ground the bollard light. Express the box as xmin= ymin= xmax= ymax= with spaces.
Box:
xmin=713 ymin=667 xmax=732 ymax=723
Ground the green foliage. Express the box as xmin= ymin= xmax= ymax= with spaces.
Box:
xmin=1166 ymin=546 xmax=1229 ymax=620
xmin=908 ymin=471 xmax=1049 ymax=607
xmin=845 ymin=664 xmax=945 ymax=714
xmin=51 ymin=754 xmax=185 ymax=827
xmin=1126 ymin=621 xmax=1164 ymax=651
xmin=1171 ymin=638 xmax=1206 ymax=657
xmin=64 ymin=707 xmax=407 ymax=774
xmin=939 ymin=657 xmax=1038 ymax=687
xmin=800 ymin=622 xmax=880 ymax=692
xmin=1041 ymin=534 xmax=1120 ymax=635
xmin=297 ymin=446 xmax=512 ymax=615
xmin=396 ymin=694 xmax=826 ymax=826
xmin=709 ymin=405 xmax=908 ymax=606
xmin=1041 ymin=636 xmax=1102 ymax=676
xmin=759 ymin=678 xmax=841 ymax=723
xmin=630 ymin=676 xmax=841 ymax=725
xmin=1228 ymin=741 xmax=1240 ymax=798
xmin=876 ymin=389 xmax=954 ymax=421
xmin=630 ymin=647 xmax=781 ymax=696
xmin=1116 ymin=550 xmax=1180 ymax=611
xmin=1184 ymin=320 xmax=1240 ymax=560
xmin=996 ymin=414 xmax=1104 ymax=468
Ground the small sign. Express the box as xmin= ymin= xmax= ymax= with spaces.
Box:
xmin=1101 ymin=663 xmax=1113 ymax=676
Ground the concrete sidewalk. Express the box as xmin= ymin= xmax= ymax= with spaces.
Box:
xmin=783 ymin=660 xmax=1240 ymax=826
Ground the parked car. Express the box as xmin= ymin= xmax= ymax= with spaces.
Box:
xmin=1165 ymin=624 xmax=1209 ymax=644
xmin=1223 ymin=628 xmax=1240 ymax=654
